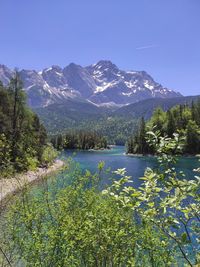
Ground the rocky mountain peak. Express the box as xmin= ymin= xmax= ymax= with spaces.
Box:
xmin=0 ymin=64 xmax=14 ymax=85
xmin=92 ymin=60 xmax=118 ymax=70
xmin=0 ymin=61 xmax=182 ymax=108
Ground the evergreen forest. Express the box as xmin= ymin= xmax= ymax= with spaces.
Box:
xmin=127 ymin=102 xmax=200 ymax=155
xmin=0 ymin=73 xmax=56 ymax=177
xmin=50 ymin=130 xmax=108 ymax=150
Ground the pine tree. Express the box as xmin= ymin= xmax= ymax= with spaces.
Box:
xmin=191 ymin=101 xmax=195 ymax=121
xmin=138 ymin=117 xmax=147 ymax=154
xmin=9 ymin=72 xmax=26 ymax=169
xmin=185 ymin=120 xmax=200 ymax=154
xmin=56 ymin=134 xmax=63 ymax=150
xmin=166 ymin=110 xmax=175 ymax=137
xmin=0 ymin=75 xmax=49 ymax=174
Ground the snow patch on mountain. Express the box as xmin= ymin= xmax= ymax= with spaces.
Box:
xmin=0 ymin=61 xmax=182 ymax=108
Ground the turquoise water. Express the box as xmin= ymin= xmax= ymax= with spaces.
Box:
xmin=59 ymin=145 xmax=199 ymax=188
xmin=28 ymin=145 xmax=199 ymax=197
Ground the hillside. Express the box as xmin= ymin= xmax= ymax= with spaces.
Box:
xmin=33 ymin=95 xmax=200 ymax=145
xmin=115 ymin=95 xmax=200 ymax=119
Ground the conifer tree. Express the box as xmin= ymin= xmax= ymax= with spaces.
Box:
xmin=186 ymin=120 xmax=200 ymax=154
xmin=0 ymin=75 xmax=51 ymax=175
xmin=138 ymin=117 xmax=147 ymax=154
xmin=166 ymin=110 xmax=175 ymax=137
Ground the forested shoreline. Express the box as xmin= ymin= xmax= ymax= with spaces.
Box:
xmin=127 ymin=101 xmax=200 ymax=155
xmin=50 ymin=130 xmax=108 ymax=150
xmin=0 ymin=74 xmax=56 ymax=177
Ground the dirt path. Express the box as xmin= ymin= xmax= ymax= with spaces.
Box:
xmin=0 ymin=159 xmax=64 ymax=203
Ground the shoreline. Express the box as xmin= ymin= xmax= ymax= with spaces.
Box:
xmin=0 ymin=159 xmax=64 ymax=205
xmin=125 ymin=152 xmax=155 ymax=157
xmin=88 ymin=147 xmax=111 ymax=152
xmin=125 ymin=153 xmax=200 ymax=158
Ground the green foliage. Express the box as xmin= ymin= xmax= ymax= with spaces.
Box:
xmin=0 ymin=74 xmax=52 ymax=176
xmin=50 ymin=130 xmax=108 ymax=150
xmin=35 ymin=96 xmax=200 ymax=144
xmin=127 ymin=101 xmax=200 ymax=155
xmin=127 ymin=117 xmax=148 ymax=154
xmin=0 ymin=134 xmax=13 ymax=176
xmin=1 ymin=132 xmax=199 ymax=266
xmin=87 ymin=116 xmax=138 ymax=145
xmin=36 ymin=102 xmax=138 ymax=145
xmin=105 ymin=134 xmax=200 ymax=266
xmin=186 ymin=120 xmax=200 ymax=154
xmin=41 ymin=144 xmax=58 ymax=167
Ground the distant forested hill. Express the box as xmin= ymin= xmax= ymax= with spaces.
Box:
xmin=34 ymin=101 xmax=138 ymax=145
xmin=115 ymin=95 xmax=200 ymax=119
xmin=34 ymin=95 xmax=200 ymax=145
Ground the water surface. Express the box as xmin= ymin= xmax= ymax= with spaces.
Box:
xmin=59 ymin=146 xmax=199 ymax=188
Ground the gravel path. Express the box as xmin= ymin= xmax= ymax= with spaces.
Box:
xmin=0 ymin=160 xmax=64 ymax=203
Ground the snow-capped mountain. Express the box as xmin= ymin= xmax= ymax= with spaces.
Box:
xmin=86 ymin=60 xmax=181 ymax=104
xmin=0 ymin=61 xmax=181 ymax=107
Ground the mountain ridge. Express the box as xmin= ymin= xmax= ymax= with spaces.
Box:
xmin=0 ymin=60 xmax=181 ymax=108
xmin=115 ymin=95 xmax=200 ymax=119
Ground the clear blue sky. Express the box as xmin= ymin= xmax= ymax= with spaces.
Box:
xmin=0 ymin=0 xmax=199 ymax=95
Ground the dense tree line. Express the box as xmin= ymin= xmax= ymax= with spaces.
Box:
xmin=50 ymin=130 xmax=108 ymax=150
xmin=85 ymin=116 xmax=138 ymax=145
xmin=35 ymin=104 xmax=138 ymax=145
xmin=0 ymin=74 xmax=54 ymax=176
xmin=127 ymin=101 xmax=200 ymax=155
xmin=40 ymin=114 xmax=138 ymax=145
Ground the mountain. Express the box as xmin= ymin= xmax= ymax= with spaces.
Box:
xmin=0 ymin=61 xmax=181 ymax=108
xmin=115 ymin=95 xmax=200 ymax=119
xmin=86 ymin=61 xmax=181 ymax=105
xmin=0 ymin=64 xmax=13 ymax=85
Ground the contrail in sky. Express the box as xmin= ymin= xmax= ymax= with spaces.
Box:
xmin=136 ymin=44 xmax=158 ymax=50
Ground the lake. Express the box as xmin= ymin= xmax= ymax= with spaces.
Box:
xmin=57 ymin=145 xmax=199 ymax=188
xmin=25 ymin=145 xmax=200 ymax=198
